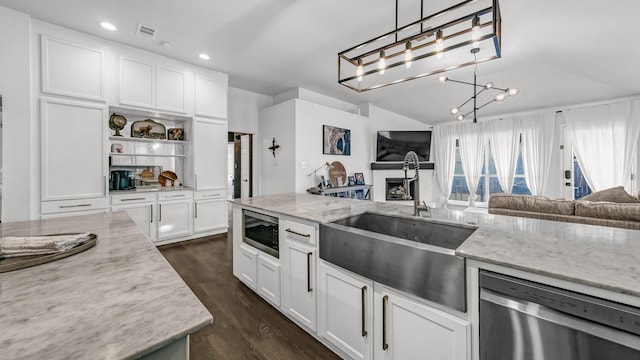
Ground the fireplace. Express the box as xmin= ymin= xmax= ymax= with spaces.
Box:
xmin=386 ymin=178 xmax=414 ymax=201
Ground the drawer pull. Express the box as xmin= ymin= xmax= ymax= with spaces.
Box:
xmin=167 ymin=194 xmax=186 ymax=198
xmin=203 ymin=193 xmax=220 ymax=198
xmin=60 ymin=204 xmax=91 ymax=208
xmin=285 ymin=228 xmax=311 ymax=238
xmin=121 ymin=197 xmax=146 ymax=202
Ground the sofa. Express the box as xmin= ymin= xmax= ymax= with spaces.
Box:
xmin=488 ymin=186 xmax=640 ymax=230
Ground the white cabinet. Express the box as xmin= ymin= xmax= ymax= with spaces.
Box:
xmin=40 ymin=98 xmax=107 ymax=202
xmin=194 ymin=191 xmax=228 ymax=234
xmin=257 ymin=255 xmax=282 ymax=307
xmin=318 ymin=261 xmax=373 ymax=360
xmin=237 ymin=243 xmax=258 ymax=290
xmin=281 ymin=219 xmax=318 ymax=332
xmin=373 ymin=286 xmax=470 ymax=360
xmin=195 ymin=74 xmax=228 ymax=119
xmin=157 ymin=191 xmax=193 ymax=241
xmin=111 ymin=193 xmax=156 ymax=239
xmin=41 ymin=35 xmax=107 ymax=101
xmin=193 ymin=119 xmax=228 ymax=191
xmin=119 ymin=57 xmax=188 ymax=114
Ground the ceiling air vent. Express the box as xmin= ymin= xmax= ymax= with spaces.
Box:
xmin=136 ymin=24 xmax=157 ymax=39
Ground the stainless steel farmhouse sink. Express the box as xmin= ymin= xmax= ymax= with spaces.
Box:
xmin=319 ymin=212 xmax=477 ymax=312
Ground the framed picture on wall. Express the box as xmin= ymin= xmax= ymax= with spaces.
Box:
xmin=354 ymin=172 xmax=365 ymax=185
xmin=323 ymin=125 xmax=351 ymax=155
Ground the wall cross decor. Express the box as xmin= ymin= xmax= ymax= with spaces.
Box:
xmin=268 ymin=138 xmax=280 ymax=158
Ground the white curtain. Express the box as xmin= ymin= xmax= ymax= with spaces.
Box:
xmin=518 ymin=112 xmax=556 ymax=195
xmin=563 ymin=100 xmax=640 ymax=191
xmin=456 ymin=122 xmax=485 ymax=206
xmin=485 ymin=118 xmax=519 ymax=193
xmin=433 ymin=124 xmax=457 ymax=207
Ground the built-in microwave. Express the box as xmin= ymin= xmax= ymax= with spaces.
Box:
xmin=243 ymin=209 xmax=279 ymax=258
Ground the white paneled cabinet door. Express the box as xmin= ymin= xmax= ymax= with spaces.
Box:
xmin=195 ymin=74 xmax=228 ymax=119
xmin=41 ymin=36 xmax=106 ymax=101
xmin=41 ymin=98 xmax=107 ymax=201
xmin=282 ymin=231 xmax=317 ymax=332
xmin=112 ymin=203 xmax=154 ymax=239
xmin=257 ymin=255 xmax=281 ymax=307
xmin=318 ymin=261 xmax=373 ymax=360
xmin=194 ymin=119 xmax=228 ymax=191
xmin=157 ymin=200 xmax=193 ymax=240
xmin=374 ymin=288 xmax=470 ymax=360
xmin=238 ymin=244 xmax=258 ymax=290
xmin=120 ymin=57 xmax=155 ymax=108
xmin=194 ymin=198 xmax=227 ymax=234
xmin=156 ymin=66 xmax=186 ymax=113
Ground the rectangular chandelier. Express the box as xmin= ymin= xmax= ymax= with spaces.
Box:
xmin=338 ymin=0 xmax=501 ymax=92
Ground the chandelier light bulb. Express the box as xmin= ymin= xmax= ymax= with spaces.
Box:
xmin=494 ymin=92 xmax=507 ymax=103
xmin=356 ymin=59 xmax=364 ymax=82
xmin=472 ymin=15 xmax=481 ymax=41
xmin=507 ymin=87 xmax=520 ymax=97
xmin=450 ymin=107 xmax=460 ymax=115
xmin=378 ymin=50 xmax=386 ymax=75
xmin=404 ymin=41 xmax=413 ymax=68
xmin=484 ymin=82 xmax=494 ymax=89
xmin=438 ymin=75 xmax=448 ymax=83
xmin=457 ymin=114 xmax=465 ymax=121
xmin=435 ymin=30 xmax=444 ymax=59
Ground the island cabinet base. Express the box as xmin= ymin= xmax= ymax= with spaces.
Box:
xmin=140 ymin=335 xmax=189 ymax=360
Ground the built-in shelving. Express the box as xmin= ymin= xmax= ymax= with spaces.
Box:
xmin=109 ymin=153 xmax=188 ymax=158
xmin=109 ymin=136 xmax=187 ymax=145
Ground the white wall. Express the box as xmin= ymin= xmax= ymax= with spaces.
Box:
xmin=228 ymin=87 xmax=273 ymax=197
xmin=259 ymin=101 xmax=296 ymax=195
xmin=294 ymin=100 xmax=370 ymax=193
xmin=0 ymin=7 xmax=32 ymax=222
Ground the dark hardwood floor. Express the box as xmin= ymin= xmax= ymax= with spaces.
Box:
xmin=158 ymin=230 xmax=340 ymax=360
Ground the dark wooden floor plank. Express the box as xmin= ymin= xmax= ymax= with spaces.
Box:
xmin=159 ymin=229 xmax=340 ymax=360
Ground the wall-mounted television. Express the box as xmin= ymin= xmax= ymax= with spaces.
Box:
xmin=376 ymin=131 xmax=432 ymax=162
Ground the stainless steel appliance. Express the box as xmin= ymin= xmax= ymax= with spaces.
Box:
xmin=243 ymin=210 xmax=279 ymax=258
xmin=479 ymin=270 xmax=640 ymax=359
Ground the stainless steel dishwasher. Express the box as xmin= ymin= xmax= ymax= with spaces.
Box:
xmin=479 ymin=270 xmax=640 ymax=360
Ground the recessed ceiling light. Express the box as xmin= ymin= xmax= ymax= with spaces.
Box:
xmin=160 ymin=41 xmax=172 ymax=48
xmin=199 ymin=53 xmax=210 ymax=60
xmin=100 ymin=22 xmax=117 ymax=31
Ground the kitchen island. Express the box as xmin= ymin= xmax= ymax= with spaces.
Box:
xmin=232 ymin=193 xmax=640 ymax=360
xmin=0 ymin=211 xmax=212 ymax=360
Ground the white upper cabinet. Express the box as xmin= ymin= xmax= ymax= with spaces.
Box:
xmin=41 ymin=36 xmax=107 ymax=101
xmin=119 ymin=57 xmax=155 ymax=109
xmin=195 ymin=74 xmax=228 ymax=119
xmin=156 ymin=66 xmax=186 ymax=113
xmin=119 ymin=56 xmax=188 ymax=114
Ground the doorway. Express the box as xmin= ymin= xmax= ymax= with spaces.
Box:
xmin=228 ymin=132 xmax=253 ymax=199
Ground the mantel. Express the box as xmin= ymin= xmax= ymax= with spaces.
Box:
xmin=370 ymin=162 xmax=435 ymax=170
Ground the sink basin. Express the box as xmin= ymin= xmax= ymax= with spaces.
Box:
xmin=319 ymin=212 xmax=477 ymax=312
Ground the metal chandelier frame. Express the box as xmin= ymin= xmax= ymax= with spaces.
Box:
xmin=338 ymin=0 xmax=501 ymax=92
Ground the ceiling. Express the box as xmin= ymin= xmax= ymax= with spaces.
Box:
xmin=1 ymin=0 xmax=638 ymax=124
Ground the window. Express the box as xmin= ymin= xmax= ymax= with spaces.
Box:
xmin=573 ymin=154 xmax=592 ymax=199
xmin=450 ymin=136 xmax=531 ymax=204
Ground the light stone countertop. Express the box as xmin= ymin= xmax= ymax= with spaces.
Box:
xmin=0 ymin=212 xmax=212 ymax=360
xmin=231 ymin=193 xmax=640 ymax=298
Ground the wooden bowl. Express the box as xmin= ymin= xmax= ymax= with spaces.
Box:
xmin=158 ymin=171 xmax=178 ymax=186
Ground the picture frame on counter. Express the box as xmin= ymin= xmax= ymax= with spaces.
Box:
xmin=354 ymin=172 xmax=365 ymax=185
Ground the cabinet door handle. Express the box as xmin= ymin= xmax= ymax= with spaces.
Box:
xmin=194 ymin=202 xmax=198 ymax=218
xmin=361 ymin=285 xmax=368 ymax=337
xmin=150 ymin=204 xmax=153 ymax=223
xmin=307 ymin=252 xmax=313 ymax=293
xmin=382 ymin=295 xmax=389 ymax=350
xmin=121 ymin=197 xmax=146 ymax=202
xmin=158 ymin=203 xmax=162 ymax=222
xmin=286 ymin=228 xmax=311 ymax=238
xmin=60 ymin=204 xmax=91 ymax=208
